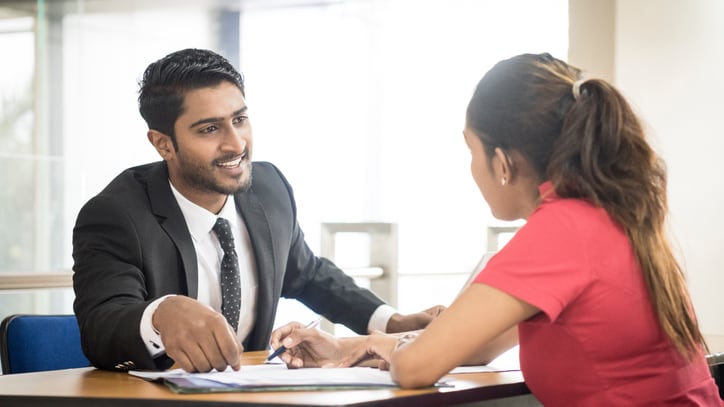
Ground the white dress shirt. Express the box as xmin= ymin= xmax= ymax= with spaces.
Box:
xmin=140 ymin=182 xmax=257 ymax=356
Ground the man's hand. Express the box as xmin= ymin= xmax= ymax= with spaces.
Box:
xmin=270 ymin=322 xmax=366 ymax=368
xmin=153 ymin=296 xmax=243 ymax=372
xmin=386 ymin=305 xmax=446 ymax=333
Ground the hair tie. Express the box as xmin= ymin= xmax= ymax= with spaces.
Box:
xmin=572 ymin=79 xmax=586 ymax=100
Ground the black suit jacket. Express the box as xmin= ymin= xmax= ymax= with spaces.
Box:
xmin=72 ymin=161 xmax=384 ymax=371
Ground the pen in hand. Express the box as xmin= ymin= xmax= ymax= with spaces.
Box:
xmin=267 ymin=317 xmax=323 ymax=361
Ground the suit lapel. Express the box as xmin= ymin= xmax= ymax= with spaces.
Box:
xmin=235 ymin=188 xmax=277 ymax=349
xmin=146 ymin=162 xmax=199 ymax=298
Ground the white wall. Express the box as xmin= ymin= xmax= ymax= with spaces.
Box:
xmin=614 ymin=0 xmax=724 ymax=335
xmin=241 ymin=0 xmax=569 ymax=313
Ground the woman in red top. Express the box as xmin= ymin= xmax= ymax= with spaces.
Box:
xmin=271 ymin=53 xmax=722 ymax=405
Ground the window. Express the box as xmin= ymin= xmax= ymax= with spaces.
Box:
xmin=241 ymin=0 xmax=568 ymax=313
xmin=0 ymin=0 xmax=224 ymax=316
xmin=0 ymin=0 xmax=567 ymax=323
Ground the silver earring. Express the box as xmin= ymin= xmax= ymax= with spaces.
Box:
xmin=501 ymin=178 xmax=507 ymax=186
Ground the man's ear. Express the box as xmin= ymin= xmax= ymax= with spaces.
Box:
xmin=147 ymin=130 xmax=174 ymax=160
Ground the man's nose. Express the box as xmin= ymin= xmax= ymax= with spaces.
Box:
xmin=221 ymin=124 xmax=248 ymax=151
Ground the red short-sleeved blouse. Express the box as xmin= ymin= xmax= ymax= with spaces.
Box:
xmin=474 ymin=182 xmax=721 ymax=406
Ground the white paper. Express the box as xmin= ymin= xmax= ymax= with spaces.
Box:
xmin=448 ymin=365 xmax=517 ymax=374
xmin=448 ymin=345 xmax=521 ymax=374
xmin=130 ymin=364 xmax=399 ymax=387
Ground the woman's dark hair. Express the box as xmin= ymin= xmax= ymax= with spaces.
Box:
xmin=466 ymin=53 xmax=704 ymax=357
xmin=138 ymin=48 xmax=245 ymax=150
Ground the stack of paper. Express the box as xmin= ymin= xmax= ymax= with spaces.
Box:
xmin=130 ymin=364 xmax=448 ymax=393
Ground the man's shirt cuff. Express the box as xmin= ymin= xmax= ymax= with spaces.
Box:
xmin=140 ymin=294 xmax=176 ymax=357
xmin=367 ymin=304 xmax=397 ymax=333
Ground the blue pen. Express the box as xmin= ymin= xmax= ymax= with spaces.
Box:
xmin=267 ymin=317 xmax=322 ymax=361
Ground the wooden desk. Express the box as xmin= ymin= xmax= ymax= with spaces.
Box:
xmin=0 ymin=351 xmax=529 ymax=407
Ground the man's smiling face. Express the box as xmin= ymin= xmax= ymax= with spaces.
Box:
xmin=164 ymin=80 xmax=253 ymax=212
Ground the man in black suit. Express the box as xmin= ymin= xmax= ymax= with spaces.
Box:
xmin=72 ymin=49 xmax=442 ymax=373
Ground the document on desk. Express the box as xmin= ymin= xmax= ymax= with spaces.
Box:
xmin=448 ymin=365 xmax=519 ymax=374
xmin=448 ymin=345 xmax=521 ymax=374
xmin=130 ymin=364 xmax=449 ymax=393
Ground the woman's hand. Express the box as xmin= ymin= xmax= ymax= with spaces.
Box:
xmin=336 ymin=331 xmax=400 ymax=370
xmin=270 ymin=321 xmax=364 ymax=368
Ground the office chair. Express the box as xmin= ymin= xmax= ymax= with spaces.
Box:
xmin=708 ymin=352 xmax=724 ymax=399
xmin=0 ymin=314 xmax=90 ymax=374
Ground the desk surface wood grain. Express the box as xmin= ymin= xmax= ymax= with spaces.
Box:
xmin=0 ymin=351 xmax=528 ymax=407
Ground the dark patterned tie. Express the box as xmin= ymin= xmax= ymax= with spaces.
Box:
xmin=212 ymin=217 xmax=241 ymax=331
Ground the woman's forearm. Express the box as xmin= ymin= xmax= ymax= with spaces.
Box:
xmin=463 ymin=326 xmax=518 ymax=365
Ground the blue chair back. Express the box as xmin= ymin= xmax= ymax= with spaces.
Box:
xmin=0 ymin=314 xmax=90 ymax=374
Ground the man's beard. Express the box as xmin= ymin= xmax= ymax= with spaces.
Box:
xmin=177 ymin=153 xmax=252 ymax=195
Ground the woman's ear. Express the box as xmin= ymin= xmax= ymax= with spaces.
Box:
xmin=493 ymin=147 xmax=514 ymax=186
xmin=147 ymin=130 xmax=174 ymax=160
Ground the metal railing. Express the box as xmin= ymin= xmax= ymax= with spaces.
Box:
xmin=0 ymin=272 xmax=73 ymax=290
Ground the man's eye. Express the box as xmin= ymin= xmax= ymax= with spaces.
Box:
xmin=200 ymin=125 xmax=218 ymax=134
xmin=233 ymin=115 xmax=248 ymax=125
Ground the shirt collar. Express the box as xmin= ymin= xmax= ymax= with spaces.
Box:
xmin=168 ymin=181 xmax=238 ymax=240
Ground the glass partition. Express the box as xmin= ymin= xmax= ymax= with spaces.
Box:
xmin=0 ymin=0 xmax=567 ymax=321
xmin=0 ymin=0 xmax=231 ymax=319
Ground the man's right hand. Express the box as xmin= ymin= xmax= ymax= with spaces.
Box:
xmin=152 ymin=295 xmax=243 ymax=372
